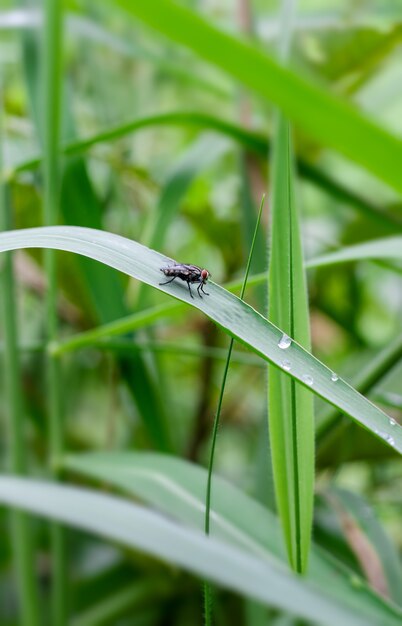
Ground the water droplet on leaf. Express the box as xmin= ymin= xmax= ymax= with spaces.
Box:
xmin=278 ymin=334 xmax=291 ymax=350
xmin=375 ymin=429 xmax=395 ymax=447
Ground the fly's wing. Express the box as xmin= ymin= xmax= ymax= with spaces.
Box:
xmin=182 ymin=264 xmax=202 ymax=281
xmin=172 ymin=264 xmax=202 ymax=279
xmin=160 ymin=263 xmax=203 ymax=282
xmin=172 ymin=264 xmax=193 ymax=274
xmin=160 ymin=263 xmax=190 ymax=275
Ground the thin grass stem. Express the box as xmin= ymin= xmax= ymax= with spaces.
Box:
xmin=42 ymin=0 xmax=66 ymax=622
xmin=0 ymin=81 xmax=40 ymax=626
xmin=203 ymin=195 xmax=265 ymax=625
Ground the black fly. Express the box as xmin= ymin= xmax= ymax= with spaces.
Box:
xmin=159 ymin=263 xmax=210 ymax=299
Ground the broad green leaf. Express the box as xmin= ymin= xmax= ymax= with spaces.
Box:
xmin=268 ymin=114 xmax=314 ymax=574
xmin=113 ymin=0 xmax=402 ymax=194
xmin=307 ymin=237 xmax=402 ymax=268
xmin=0 ymin=476 xmax=400 ymax=626
xmin=0 ymin=226 xmax=400 ymax=454
xmin=63 ymin=451 xmax=402 ymax=626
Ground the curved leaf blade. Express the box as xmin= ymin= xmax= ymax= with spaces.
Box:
xmin=0 ymin=476 xmax=399 ymax=626
xmin=0 ymin=226 xmax=400 ymax=454
xmin=63 ymin=450 xmax=402 ymax=626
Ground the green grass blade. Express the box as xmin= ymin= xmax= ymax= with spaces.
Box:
xmin=0 ymin=89 xmax=39 ymax=626
xmin=204 ymin=195 xmax=265 ymax=624
xmin=268 ymin=115 xmax=314 ymax=574
xmin=267 ymin=0 xmax=314 ymax=573
xmin=0 ymin=226 xmax=400 ymax=454
xmin=113 ymin=0 xmax=402 ymax=193
xmin=0 ymin=477 xmax=400 ymax=626
xmin=307 ymin=236 xmax=402 ymax=268
xmin=41 ymin=0 xmax=66 ymax=622
xmin=62 ymin=451 xmax=402 ymax=626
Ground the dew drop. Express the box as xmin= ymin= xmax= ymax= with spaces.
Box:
xmin=281 ymin=360 xmax=291 ymax=371
xmin=331 ymin=372 xmax=339 ymax=382
xmin=375 ymin=429 xmax=395 ymax=447
xmin=302 ymin=374 xmax=314 ymax=386
xmin=278 ymin=334 xmax=291 ymax=350
xmin=389 ymin=418 xmax=397 ymax=427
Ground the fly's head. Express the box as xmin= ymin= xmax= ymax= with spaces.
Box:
xmin=201 ymin=269 xmax=210 ymax=284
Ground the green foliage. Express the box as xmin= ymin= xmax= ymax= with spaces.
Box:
xmin=1 ymin=1 xmax=402 ymax=625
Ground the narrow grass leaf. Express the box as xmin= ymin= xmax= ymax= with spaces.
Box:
xmin=267 ymin=0 xmax=314 ymax=573
xmin=0 ymin=87 xmax=40 ymax=626
xmin=0 ymin=477 xmax=399 ymax=626
xmin=41 ymin=0 xmax=66 ymax=622
xmin=307 ymin=237 xmax=402 ymax=268
xmin=268 ymin=113 xmax=314 ymax=574
xmin=0 ymin=226 xmax=400 ymax=454
xmin=204 ymin=195 xmax=265 ymax=625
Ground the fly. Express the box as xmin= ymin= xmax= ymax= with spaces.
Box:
xmin=159 ymin=263 xmax=210 ymax=299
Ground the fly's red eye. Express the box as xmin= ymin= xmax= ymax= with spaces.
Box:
xmin=201 ymin=269 xmax=209 ymax=281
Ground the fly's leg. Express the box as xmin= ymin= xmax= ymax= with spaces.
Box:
xmin=200 ymin=283 xmax=209 ymax=296
xmin=197 ymin=283 xmax=204 ymax=298
xmin=187 ymin=280 xmax=194 ymax=298
xmin=159 ymin=276 xmax=176 ymax=286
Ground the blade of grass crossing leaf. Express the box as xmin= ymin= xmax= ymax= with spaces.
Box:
xmin=0 ymin=83 xmax=39 ymax=626
xmin=204 ymin=195 xmax=265 ymax=625
xmin=41 ymin=1 xmax=67 ymax=623
xmin=268 ymin=128 xmax=315 ymax=571
xmin=268 ymin=0 xmax=314 ymax=574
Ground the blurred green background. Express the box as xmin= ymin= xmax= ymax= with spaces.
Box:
xmin=1 ymin=0 xmax=402 ymax=624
